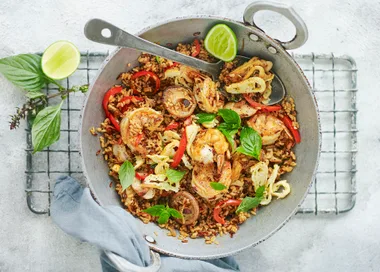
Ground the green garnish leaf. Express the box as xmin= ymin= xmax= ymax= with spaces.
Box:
xmin=210 ymin=182 xmax=227 ymax=191
xmin=26 ymin=90 xmax=46 ymax=100
xmin=166 ymin=168 xmax=186 ymax=183
xmin=155 ymin=56 xmax=161 ymax=63
xmin=196 ymin=113 xmax=217 ymax=124
xmin=236 ymin=127 xmax=262 ymax=160
xmin=217 ymin=109 xmax=241 ymax=128
xmin=118 ymin=161 xmax=135 ymax=191
xmin=168 ymin=208 xmax=183 ymax=219
xmin=144 ymin=205 xmax=182 ymax=224
xmin=157 ymin=210 xmax=170 ymax=224
xmin=31 ymin=101 xmax=63 ymax=152
xmin=143 ymin=205 xmax=165 ymax=216
xmin=236 ymin=185 xmax=266 ymax=214
xmin=0 ymin=54 xmax=48 ymax=92
xmin=215 ymin=109 xmax=241 ymax=150
xmin=218 ymin=124 xmax=238 ymax=151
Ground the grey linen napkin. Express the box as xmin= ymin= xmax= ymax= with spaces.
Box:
xmin=51 ymin=176 xmax=240 ymax=272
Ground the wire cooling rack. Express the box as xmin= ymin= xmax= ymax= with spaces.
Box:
xmin=25 ymin=52 xmax=357 ymax=215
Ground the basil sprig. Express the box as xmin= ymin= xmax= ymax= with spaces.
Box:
xmin=143 ymin=205 xmax=182 ymax=224
xmin=1 ymin=53 xmax=87 ymax=152
xmin=236 ymin=186 xmax=265 ymax=213
xmin=195 ymin=108 xmax=263 ymax=158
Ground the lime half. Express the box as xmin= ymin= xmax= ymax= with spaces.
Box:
xmin=204 ymin=24 xmax=237 ymax=62
xmin=41 ymin=41 xmax=80 ymax=80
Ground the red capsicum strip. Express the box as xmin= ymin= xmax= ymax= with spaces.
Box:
xmin=213 ymin=199 xmax=242 ymax=225
xmin=135 ymin=172 xmax=148 ymax=181
xmin=131 ymin=71 xmax=160 ymax=93
xmin=102 ymin=86 xmax=123 ymax=131
xmin=191 ymin=39 xmax=201 ymax=57
xmin=170 ymin=130 xmax=187 ymax=168
xmin=134 ymin=133 xmax=144 ymax=147
xmin=184 ymin=116 xmax=193 ymax=127
xmin=243 ymin=94 xmax=282 ymax=112
xmin=164 ymin=122 xmax=179 ymax=131
xmin=165 ymin=62 xmax=180 ymax=71
xmin=282 ymin=115 xmax=301 ymax=144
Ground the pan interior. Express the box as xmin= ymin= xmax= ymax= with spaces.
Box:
xmin=80 ymin=16 xmax=320 ymax=259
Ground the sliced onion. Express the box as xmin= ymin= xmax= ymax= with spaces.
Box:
xmin=112 ymin=144 xmax=129 ymax=162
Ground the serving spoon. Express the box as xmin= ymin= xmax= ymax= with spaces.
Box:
xmin=84 ymin=18 xmax=285 ymax=105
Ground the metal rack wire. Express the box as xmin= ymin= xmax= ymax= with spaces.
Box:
xmin=25 ymin=52 xmax=357 ymax=215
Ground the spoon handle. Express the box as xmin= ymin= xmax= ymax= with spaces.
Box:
xmin=84 ymin=19 xmax=219 ymax=76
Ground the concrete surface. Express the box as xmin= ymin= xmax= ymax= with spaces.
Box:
xmin=0 ymin=0 xmax=379 ymax=271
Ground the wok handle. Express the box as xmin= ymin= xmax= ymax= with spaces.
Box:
xmin=104 ymin=250 xmax=161 ymax=272
xmin=243 ymin=1 xmax=308 ymax=50
xmin=84 ymin=19 xmax=220 ymax=76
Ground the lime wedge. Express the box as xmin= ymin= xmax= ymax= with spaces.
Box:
xmin=204 ymin=24 xmax=237 ymax=62
xmin=41 ymin=41 xmax=80 ymax=80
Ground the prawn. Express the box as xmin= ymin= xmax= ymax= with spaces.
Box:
xmin=120 ymin=107 xmax=164 ymax=156
xmin=190 ymin=129 xmax=232 ymax=199
xmin=190 ymin=129 xmax=229 ymax=164
xmin=247 ymin=113 xmax=292 ymax=145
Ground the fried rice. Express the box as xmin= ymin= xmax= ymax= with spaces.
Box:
xmin=94 ymin=39 xmax=299 ymax=244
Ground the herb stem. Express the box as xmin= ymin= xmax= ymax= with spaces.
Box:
xmin=9 ymin=84 xmax=87 ymax=130
xmin=49 ymin=78 xmax=65 ymax=90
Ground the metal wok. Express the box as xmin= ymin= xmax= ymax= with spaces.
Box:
xmin=80 ymin=1 xmax=320 ymax=259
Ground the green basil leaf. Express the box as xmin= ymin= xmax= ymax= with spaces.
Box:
xmin=196 ymin=113 xmax=216 ymax=124
xmin=255 ymin=185 xmax=266 ymax=196
xmin=27 ymin=104 xmax=45 ymax=127
xmin=143 ymin=205 xmax=166 ymax=216
xmin=236 ymin=127 xmax=262 ymax=160
xmin=157 ymin=210 xmax=170 ymax=224
xmin=0 ymin=54 xmax=48 ymax=92
xmin=236 ymin=185 xmax=266 ymax=214
xmin=218 ymin=122 xmax=239 ymax=131
xmin=166 ymin=168 xmax=186 ymax=183
xmin=217 ymin=109 xmax=241 ymax=127
xmin=168 ymin=208 xmax=183 ymax=219
xmin=31 ymin=101 xmax=63 ymax=152
xmin=26 ymin=91 xmax=46 ymax=100
xmin=155 ymin=56 xmax=161 ymax=63
xmin=218 ymin=126 xmax=238 ymax=151
xmin=119 ymin=161 xmax=135 ymax=191
xmin=210 ymin=182 xmax=227 ymax=191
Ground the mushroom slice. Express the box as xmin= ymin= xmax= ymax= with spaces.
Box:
xmin=170 ymin=191 xmax=200 ymax=225
xmin=163 ymin=86 xmax=197 ymax=118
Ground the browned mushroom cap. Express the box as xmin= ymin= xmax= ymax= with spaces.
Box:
xmin=170 ymin=191 xmax=200 ymax=225
xmin=163 ymin=86 xmax=196 ymax=118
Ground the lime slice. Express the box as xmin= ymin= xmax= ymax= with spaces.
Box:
xmin=41 ymin=40 xmax=80 ymax=80
xmin=204 ymin=24 xmax=237 ymax=62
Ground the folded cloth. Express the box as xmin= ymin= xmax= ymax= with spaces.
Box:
xmin=51 ymin=176 xmax=240 ymax=272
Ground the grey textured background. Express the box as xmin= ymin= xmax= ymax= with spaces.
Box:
xmin=0 ymin=0 xmax=379 ymax=271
